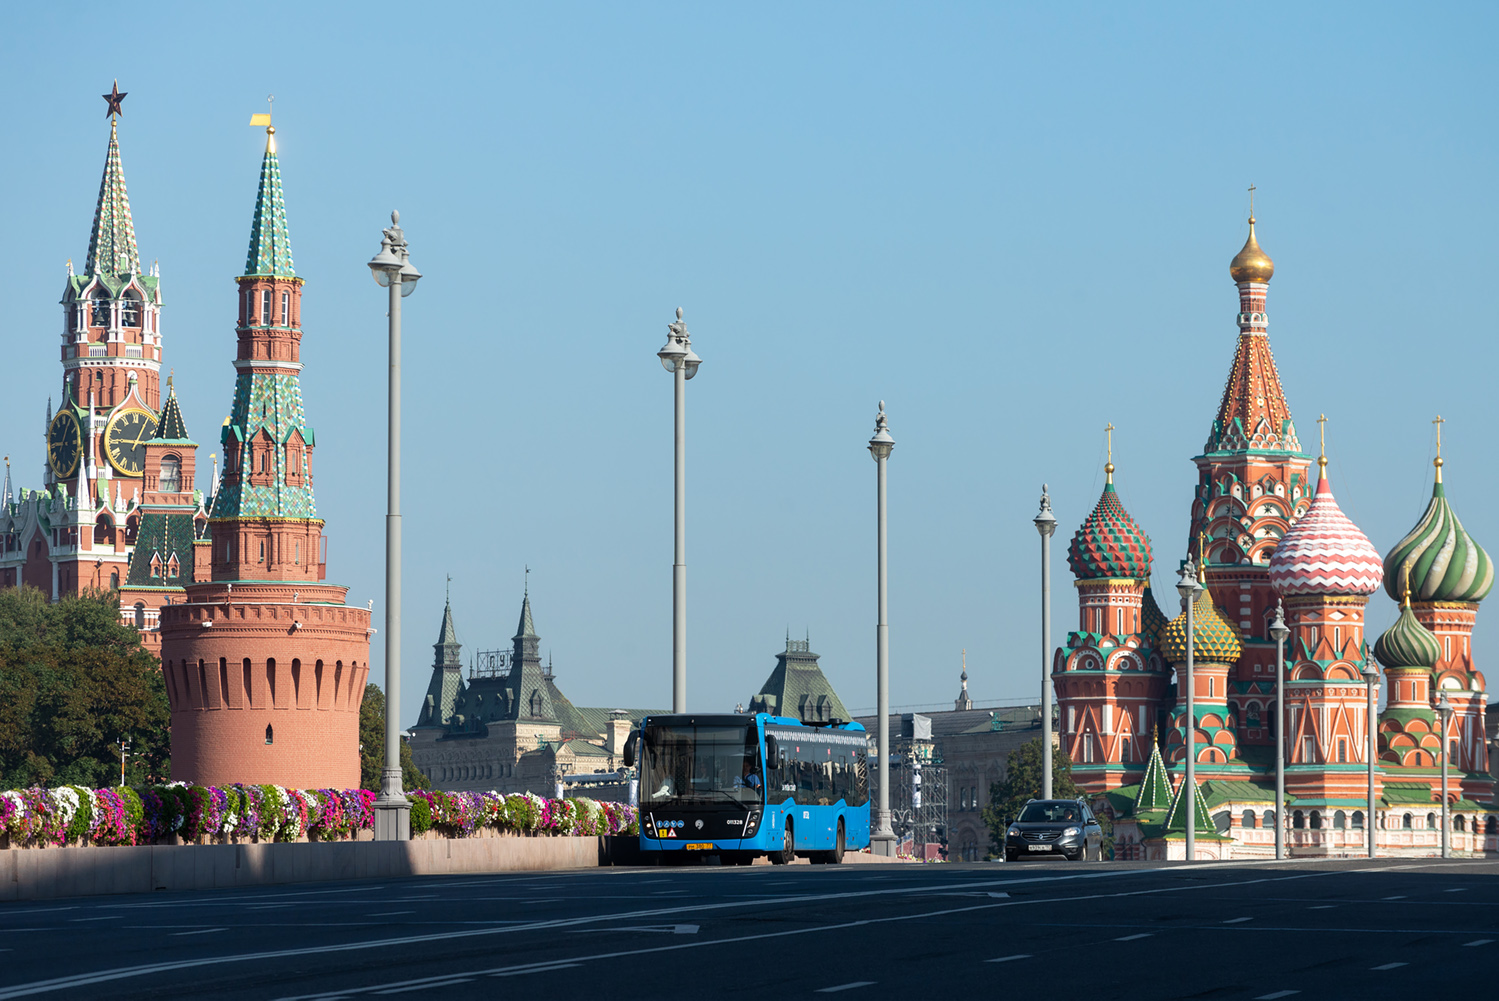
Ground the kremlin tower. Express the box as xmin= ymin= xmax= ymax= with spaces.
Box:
xmin=0 ymin=84 xmax=206 ymax=647
xmin=158 ymin=121 xmax=371 ymax=789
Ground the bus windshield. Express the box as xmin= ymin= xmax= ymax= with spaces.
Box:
xmin=640 ymin=723 xmax=763 ymax=807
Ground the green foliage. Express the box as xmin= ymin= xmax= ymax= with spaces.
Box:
xmin=0 ymin=587 xmax=170 ymax=788
xmin=358 ymin=682 xmax=430 ymax=792
xmin=409 ymin=794 xmax=432 ymax=835
xmin=981 ymin=737 xmax=1079 ymax=858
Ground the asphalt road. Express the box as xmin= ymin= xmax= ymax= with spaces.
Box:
xmin=3 ymin=856 xmax=1497 ymax=999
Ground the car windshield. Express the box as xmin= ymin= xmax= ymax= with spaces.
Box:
xmin=1018 ymin=802 xmax=1081 ymax=823
xmin=640 ymin=723 xmax=764 ymax=806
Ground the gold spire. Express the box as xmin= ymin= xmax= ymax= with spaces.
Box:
xmin=1229 ymin=184 xmax=1275 ymax=284
xmin=1104 ymin=422 xmax=1116 ymax=484
xmin=1198 ymin=530 xmax=1208 ymax=572
xmin=1433 ymin=415 xmax=1445 ymax=483
xmin=1317 ymin=413 xmax=1328 ymax=470
xmin=1402 ymin=558 xmax=1413 ymax=607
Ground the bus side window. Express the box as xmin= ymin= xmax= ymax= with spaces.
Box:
xmin=851 ymin=751 xmax=869 ymax=806
xmin=834 ymin=754 xmax=849 ymax=803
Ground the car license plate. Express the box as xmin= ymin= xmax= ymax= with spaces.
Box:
xmin=685 ymin=843 xmax=713 ymax=850
xmin=1027 ymin=844 xmax=1052 ymax=852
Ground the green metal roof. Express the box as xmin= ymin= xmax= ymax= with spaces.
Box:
xmin=748 ymin=638 xmax=850 ymax=721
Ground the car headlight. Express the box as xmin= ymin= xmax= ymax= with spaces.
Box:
xmin=1063 ymin=826 xmax=1081 ymax=837
xmin=1006 ymin=826 xmax=1020 ymax=837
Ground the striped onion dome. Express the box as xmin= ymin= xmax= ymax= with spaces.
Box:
xmin=1268 ymin=470 xmax=1383 ymax=597
xmin=1373 ymin=600 xmax=1441 ymax=671
xmin=1067 ymin=481 xmax=1152 ymax=581
xmin=1160 ymin=588 xmax=1242 ymax=665
xmin=1140 ymin=584 xmax=1166 ymax=647
xmin=1382 ymin=477 xmax=1493 ymax=604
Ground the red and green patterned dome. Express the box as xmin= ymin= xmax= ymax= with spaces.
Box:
xmin=1160 ymin=589 xmax=1242 ymax=665
xmin=1068 ymin=481 xmax=1152 ymax=581
xmin=1140 ymin=584 xmax=1166 ymax=647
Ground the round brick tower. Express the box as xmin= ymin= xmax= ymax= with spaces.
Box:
xmin=160 ymin=124 xmax=371 ymax=789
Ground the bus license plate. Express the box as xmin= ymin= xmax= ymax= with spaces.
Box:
xmin=685 ymin=843 xmax=713 ymax=850
xmin=1027 ymin=844 xmax=1052 ymax=852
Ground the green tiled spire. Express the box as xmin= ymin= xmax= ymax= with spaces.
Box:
xmin=1162 ymin=777 xmax=1217 ymax=835
xmin=1133 ymin=738 xmax=1173 ymax=815
xmin=243 ymin=130 xmax=295 ymax=279
xmin=210 ymin=369 xmax=317 ymax=521
xmin=153 ymin=384 xmax=192 ymax=443
xmin=85 ymin=119 xmax=140 ymax=277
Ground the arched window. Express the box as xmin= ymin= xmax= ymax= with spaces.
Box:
xmin=1121 ymin=740 xmax=1132 ymax=763
xmin=159 ymin=455 xmax=180 ymax=493
xmin=1454 ymin=815 xmax=1466 ymax=832
xmin=1293 ymin=810 xmax=1305 ymax=829
xmin=265 ymin=724 xmax=274 ymax=745
xmin=1426 ymin=812 xmax=1436 ymax=830
xmin=1310 ymin=810 xmax=1322 ymax=830
xmin=1352 ymin=810 xmax=1365 ymax=830
xmin=1241 ymin=809 xmax=1257 ymax=829
xmin=121 ymin=290 xmax=142 ymax=327
xmin=133 ymin=602 xmax=145 ymax=629
xmin=109 ymin=571 xmax=118 ymax=590
xmin=1264 ymin=809 xmax=1276 ymax=830
xmin=1402 ymin=813 xmax=1413 ymax=829
xmin=90 ymin=288 xmax=110 ymax=326
xmin=1488 ymin=816 xmax=1497 ymax=835
xmin=1333 ymin=810 xmax=1346 ymax=830
xmin=960 ymin=788 xmax=969 ymax=810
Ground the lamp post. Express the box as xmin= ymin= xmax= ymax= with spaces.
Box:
xmin=1269 ymin=602 xmax=1289 ymax=861
xmin=1361 ymin=662 xmax=1379 ymax=859
xmin=1437 ymin=692 xmax=1453 ymax=859
xmin=868 ymin=401 xmax=896 ymax=856
xmin=657 ymin=308 xmax=700 ymax=714
xmin=368 ymin=211 xmax=421 ymax=841
xmin=1034 ymin=486 xmax=1057 ymax=800
xmin=1176 ymin=561 xmax=1202 ymax=861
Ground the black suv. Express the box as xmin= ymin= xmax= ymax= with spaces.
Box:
xmin=1003 ymin=799 xmax=1104 ymax=862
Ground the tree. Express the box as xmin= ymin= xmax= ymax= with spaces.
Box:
xmin=981 ymin=737 xmax=1077 ymax=858
xmin=0 ymin=587 xmax=170 ymax=788
xmin=358 ymin=682 xmax=430 ymax=792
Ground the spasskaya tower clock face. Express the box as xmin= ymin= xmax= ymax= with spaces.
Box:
xmin=103 ymin=408 xmax=158 ymax=476
xmin=47 ymin=409 xmax=82 ymax=478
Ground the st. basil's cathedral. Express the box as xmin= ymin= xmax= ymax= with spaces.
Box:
xmin=0 ymin=87 xmax=369 ymax=790
xmin=1057 ymin=208 xmax=1497 ymax=857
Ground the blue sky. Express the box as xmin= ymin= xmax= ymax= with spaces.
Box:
xmin=3 ymin=4 xmax=1497 ymax=723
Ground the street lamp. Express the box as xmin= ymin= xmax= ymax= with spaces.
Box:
xmin=1269 ymin=601 xmax=1289 ymax=861
xmin=368 ymin=210 xmax=420 ymax=841
xmin=1033 ymin=485 xmax=1057 ymax=800
xmin=868 ymin=401 xmax=896 ymax=857
xmin=1361 ymin=662 xmax=1379 ymax=859
xmin=1437 ymin=692 xmax=1453 ymax=859
xmin=1176 ymin=560 xmax=1203 ymax=861
xmin=657 ymin=308 xmax=700 ymax=714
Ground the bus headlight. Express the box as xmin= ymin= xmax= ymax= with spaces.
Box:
xmin=743 ymin=809 xmax=762 ymax=836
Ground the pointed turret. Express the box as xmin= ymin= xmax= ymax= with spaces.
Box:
xmin=1161 ymin=777 xmax=1216 ymax=835
xmin=1133 ymin=737 xmax=1173 ymax=815
xmin=154 ymin=383 xmax=191 ymax=442
xmin=85 ymin=119 xmax=140 ymax=278
xmin=415 ymin=596 xmax=466 ymax=728
xmin=244 ymin=128 xmax=295 ymax=279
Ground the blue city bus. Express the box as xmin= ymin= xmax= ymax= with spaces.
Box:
xmin=625 ymin=713 xmax=871 ymax=864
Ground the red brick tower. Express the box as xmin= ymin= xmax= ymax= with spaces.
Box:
xmin=159 ymin=123 xmax=371 ymax=789
xmin=1190 ymin=203 xmax=1314 ymax=752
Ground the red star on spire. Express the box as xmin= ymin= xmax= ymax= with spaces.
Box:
xmin=103 ymin=80 xmax=126 ymax=118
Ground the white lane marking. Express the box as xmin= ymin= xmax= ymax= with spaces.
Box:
xmin=1223 ymin=917 xmax=1253 ymax=924
xmin=68 ymin=917 xmax=115 ymax=923
xmin=1382 ymin=895 xmax=1407 ymax=900
xmin=264 ymin=873 xmax=1358 ymax=1001
xmin=1115 ymin=933 xmax=1152 ymax=941
xmin=373 ymin=978 xmax=474 ymax=994
xmin=817 ymin=983 xmax=875 ymax=994
xmin=170 ymin=929 xmax=225 ymax=937
xmin=368 ymin=912 xmax=413 ymax=918
xmin=985 ymin=954 xmax=1031 ymax=963
xmin=1371 ymin=962 xmax=1407 ymax=970
xmin=1464 ymin=938 xmax=1494 ymax=946
xmin=630 ymin=924 xmax=699 ymax=934
xmin=0 ymin=869 xmax=1324 ymax=1001
xmin=489 ymin=964 xmax=583 ymax=977
xmin=1308 ymin=905 xmax=1336 ymax=910
xmin=988 ymin=892 xmax=1010 ymax=898
xmin=1255 ymin=993 xmax=1300 ymax=1000
xmin=1444 ymin=888 xmax=1468 ymax=893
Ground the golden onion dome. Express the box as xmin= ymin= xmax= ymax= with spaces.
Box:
xmin=1229 ymin=216 xmax=1275 ymax=284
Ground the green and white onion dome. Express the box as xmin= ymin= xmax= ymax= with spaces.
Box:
xmin=1160 ymin=588 xmax=1242 ymax=665
xmin=1373 ymin=600 xmax=1442 ymax=671
xmin=1383 ymin=477 xmax=1494 ymax=604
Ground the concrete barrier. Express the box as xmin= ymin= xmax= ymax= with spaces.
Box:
xmin=0 ymin=836 xmax=604 ymax=902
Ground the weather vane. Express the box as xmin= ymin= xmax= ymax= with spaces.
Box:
xmin=103 ymin=80 xmax=126 ymax=120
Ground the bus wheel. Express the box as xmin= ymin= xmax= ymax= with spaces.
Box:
xmin=829 ymin=820 xmax=845 ymax=864
xmin=770 ymin=820 xmax=794 ymax=865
